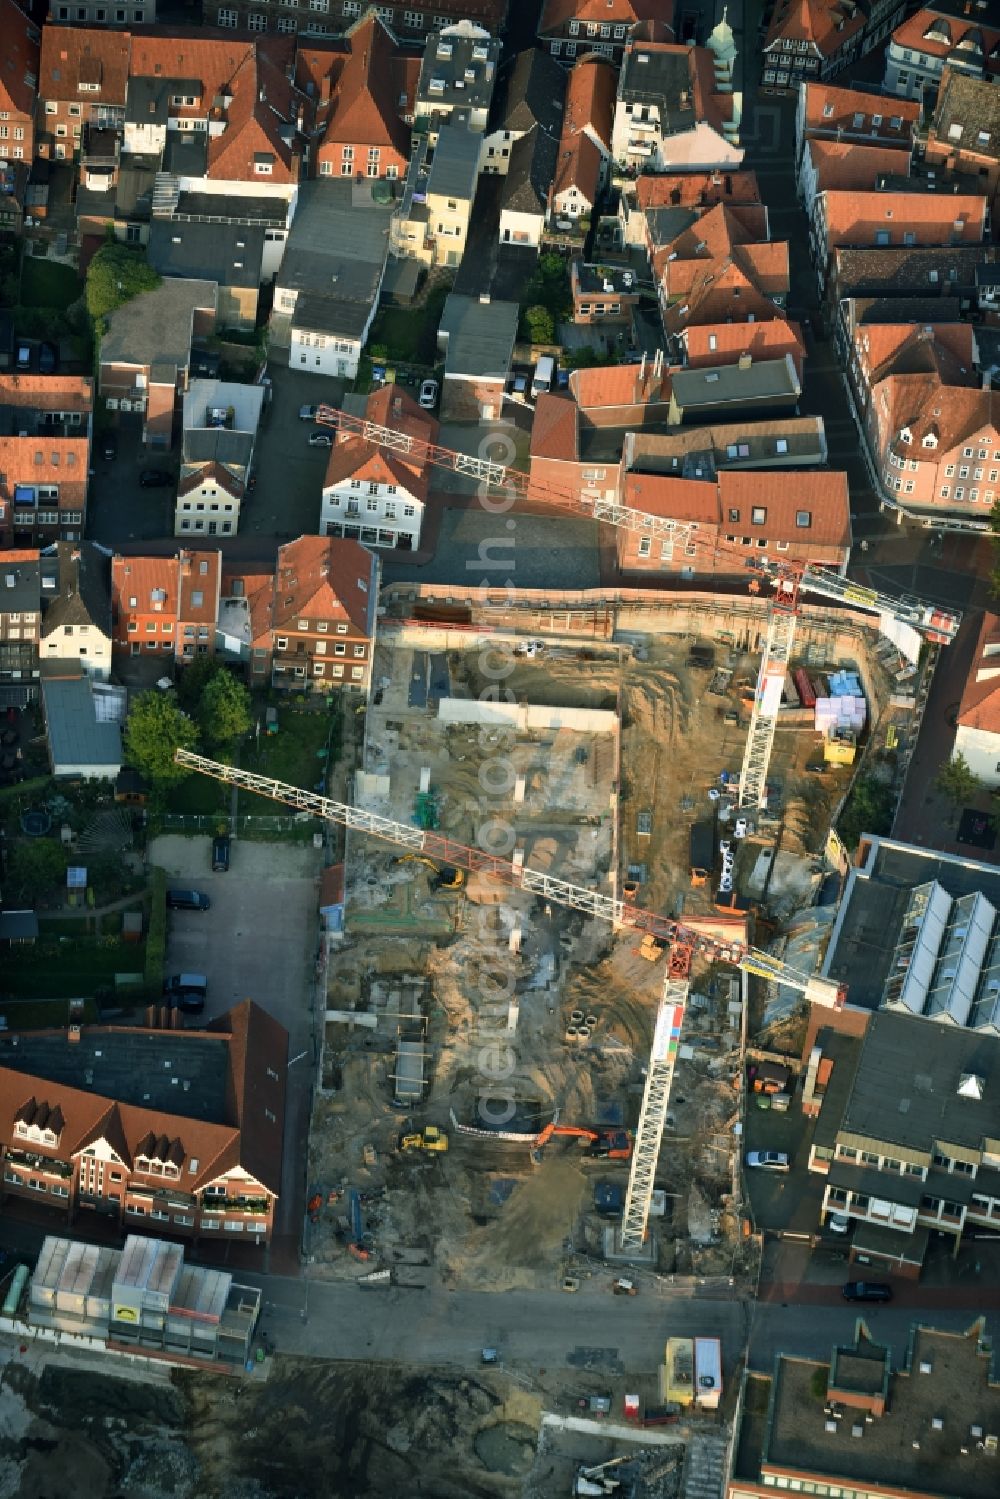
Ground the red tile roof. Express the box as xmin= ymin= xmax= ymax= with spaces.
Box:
xmin=273 ymin=535 xmax=375 ymax=637
xmin=177 ymin=462 xmax=245 ymax=500
xmin=569 ymin=362 xmax=672 ymax=413
xmin=622 ymin=469 xmax=851 ymax=552
xmin=112 ymin=553 xmax=181 ymax=617
xmin=766 ymin=0 xmax=865 ymax=58
xmin=635 ymin=172 xmax=761 ymax=211
xmin=552 ymin=54 xmax=617 ymax=207
xmin=303 ymin=13 xmax=410 ymax=162
xmin=178 ymin=550 xmax=221 ymax=624
xmin=530 ymin=394 xmax=579 ymax=463
xmin=873 ymin=375 xmax=1000 ymax=460
xmin=957 ymin=611 xmax=1000 ymax=736
xmin=0 ymin=0 xmax=39 ymax=118
xmin=540 ymin=0 xmax=666 ymax=29
xmin=717 ymin=470 xmax=851 ymax=549
xmin=40 ymin=25 xmax=130 ymax=105
xmin=206 ymin=47 xmax=305 ymax=183
xmin=0 ymin=435 xmax=89 ymax=501
xmin=820 ymin=190 xmax=988 ymax=250
xmin=0 ymin=374 xmax=92 ymax=411
xmin=892 ymin=8 xmax=1000 ymax=70
xmin=322 ymin=385 xmax=437 ymax=499
xmin=856 ymin=321 xmax=978 ymax=387
xmin=806 ymin=139 xmax=912 ymax=193
xmin=682 ymin=319 xmax=806 ymax=378
xmin=801 ymin=82 xmax=920 ymax=141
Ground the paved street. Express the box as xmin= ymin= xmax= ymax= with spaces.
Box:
xmin=236 ymin=1268 xmax=1000 ymax=1378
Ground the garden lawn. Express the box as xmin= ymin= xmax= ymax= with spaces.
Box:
xmin=238 ymin=708 xmax=337 ymax=814
xmin=2 ymin=938 xmax=146 ymax=999
xmin=20 ymin=257 xmax=82 ymax=310
xmin=165 ymin=770 xmax=232 ymax=817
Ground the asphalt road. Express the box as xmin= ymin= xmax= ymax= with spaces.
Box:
xmin=239 ymin=1269 xmax=998 ymax=1378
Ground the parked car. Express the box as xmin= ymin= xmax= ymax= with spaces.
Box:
xmin=733 ymin=816 xmax=748 ymax=839
xmin=163 ymin=973 xmax=208 ymax=998
xmin=828 ymin=1212 xmax=851 ymax=1235
xmin=842 ymin=1281 xmax=892 ymax=1302
xmin=418 ymin=378 xmax=439 ymax=410
xmin=805 ymin=761 xmax=827 ymax=774
xmin=212 ymin=834 xmax=231 ymax=872
xmin=103 ymin=433 xmax=118 ymax=461
xmin=299 ymin=404 xmax=318 ymax=421
xmin=15 ymin=341 xmax=31 ymax=371
xmin=515 ymin=639 xmax=544 ymax=658
xmin=139 ymin=468 xmax=172 ymax=488
xmin=176 ymin=992 xmax=206 ymax=1015
xmin=308 ymin=431 xmax=332 ymax=448
xmin=745 ymin=1150 xmax=790 ymax=1173
xmin=166 ymin=888 xmax=211 ymax=911
xmin=38 ymin=342 xmax=58 ymax=374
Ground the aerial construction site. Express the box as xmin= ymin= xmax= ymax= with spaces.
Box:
xmin=159 ymin=540 xmax=955 ymax=1496
xmin=295 ymin=572 xmax=933 ymax=1297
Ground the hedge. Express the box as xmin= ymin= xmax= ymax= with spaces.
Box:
xmin=144 ymin=865 xmax=167 ymax=997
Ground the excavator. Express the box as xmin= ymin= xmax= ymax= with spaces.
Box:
xmin=531 ymin=1122 xmax=633 ymax=1165
xmin=391 ymin=854 xmax=465 ymax=892
xmin=399 ymin=1126 xmax=449 ymax=1154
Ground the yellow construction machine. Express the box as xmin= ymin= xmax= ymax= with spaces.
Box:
xmin=399 ymin=1126 xmax=449 ymax=1154
xmin=391 ymin=855 xmax=465 ymax=891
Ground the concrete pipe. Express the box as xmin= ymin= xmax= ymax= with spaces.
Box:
xmin=585 ymin=1014 xmax=598 ymax=1028
xmin=576 ymin=1025 xmax=592 ymax=1041
xmin=570 ymin=1009 xmax=585 ymax=1024
xmin=565 ymin=1025 xmax=580 ymax=1040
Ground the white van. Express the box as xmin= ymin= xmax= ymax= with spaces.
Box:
xmin=531 ymin=355 xmax=555 ymax=398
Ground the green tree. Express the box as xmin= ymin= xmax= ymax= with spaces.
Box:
xmin=198 ymin=669 xmax=252 ymax=749
xmin=837 ymin=774 xmax=895 ymax=852
xmin=5 ymin=838 xmax=67 ymax=903
xmin=524 ymin=304 xmax=555 ymax=345
xmin=85 ymin=243 xmax=161 ymax=323
xmin=936 ymin=751 xmax=982 ymax=807
xmin=176 ymin=654 xmax=223 ymax=714
xmin=124 ymin=691 xmax=198 ymax=785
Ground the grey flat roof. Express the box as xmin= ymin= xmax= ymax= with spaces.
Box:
xmin=175 ymin=190 xmax=288 ymax=227
xmin=0 ymin=910 xmax=39 ymax=941
xmin=278 ymin=180 xmax=391 ymax=294
xmin=427 ymin=120 xmax=482 ymax=202
xmin=148 ymin=218 xmax=265 ymax=290
xmin=183 ymin=378 xmax=264 ymax=437
xmin=182 ymin=429 xmax=254 ymax=470
xmin=295 ymin=287 xmax=380 ymax=339
xmin=0 ymin=557 xmax=40 ymax=614
xmin=838 ymin=1008 xmax=1000 ymax=1156
xmin=101 ymin=277 xmax=217 ymax=372
xmin=438 ymin=292 xmax=518 ymax=379
xmin=823 ymin=838 xmax=1000 ymax=1012
xmin=0 ymin=1028 xmax=231 ymax=1124
xmin=41 ymin=678 xmax=121 ymax=773
xmin=758 ymin=1326 xmax=1000 ymax=1499
xmin=163 ymin=131 xmax=208 ymax=177
xmin=672 ymin=356 xmax=799 ymax=408
xmin=621 ymin=46 xmax=693 ymax=125
xmin=416 ymin=23 xmax=499 ymax=112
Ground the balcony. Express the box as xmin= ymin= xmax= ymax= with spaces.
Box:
xmin=5 ymin=1149 xmax=73 ymax=1178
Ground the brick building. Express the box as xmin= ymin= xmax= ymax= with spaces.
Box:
xmin=299 ymin=13 xmax=412 ymax=183
xmin=0 ymin=1001 xmax=286 ymax=1251
xmin=202 ymin=0 xmax=507 ymax=46
xmin=37 ymin=25 xmax=130 ymax=161
xmin=99 ymin=279 xmax=217 ymax=449
xmin=616 ymin=468 xmax=851 ymax=577
xmin=0 ymin=375 xmax=94 ymax=547
xmin=111 ymin=549 xmax=222 ymax=662
xmin=268 ymin=534 xmax=378 ymax=693
xmin=0 ymin=0 xmax=40 ymax=163
xmin=539 ymin=0 xmax=666 ymax=65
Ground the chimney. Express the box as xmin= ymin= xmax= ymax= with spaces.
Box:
xmin=320 ymin=73 xmax=331 ymax=106
xmin=738 ymin=352 xmax=752 ymax=370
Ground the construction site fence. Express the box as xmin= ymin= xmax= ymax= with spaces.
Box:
xmin=156 ymin=813 xmax=313 ymax=835
xmin=379 ymin=582 xmax=891 ymax=654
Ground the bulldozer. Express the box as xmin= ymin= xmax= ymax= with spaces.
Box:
xmin=399 ymin=1126 xmax=449 ymax=1154
xmin=391 ymin=855 xmax=465 ymax=892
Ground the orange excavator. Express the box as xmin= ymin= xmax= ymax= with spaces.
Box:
xmin=531 ymin=1122 xmax=633 ymax=1165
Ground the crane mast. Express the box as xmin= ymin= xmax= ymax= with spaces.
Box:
xmin=174 ymin=750 xmax=842 ymax=1250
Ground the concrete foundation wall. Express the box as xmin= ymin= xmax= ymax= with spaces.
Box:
xmin=437 ymin=697 xmax=618 ymax=734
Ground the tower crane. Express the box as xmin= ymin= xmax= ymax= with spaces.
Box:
xmin=314 ymin=404 xmax=961 ymax=810
xmin=174 ymin=749 xmax=843 ymax=1253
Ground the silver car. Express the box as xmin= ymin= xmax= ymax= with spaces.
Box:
xmin=745 ymin=1150 xmax=790 ymax=1173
